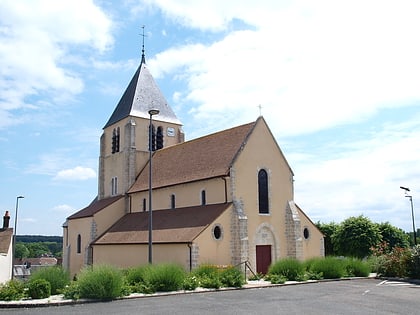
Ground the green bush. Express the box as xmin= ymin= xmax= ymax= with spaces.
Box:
xmin=77 ymin=265 xmax=124 ymax=300
xmin=62 ymin=281 xmax=81 ymax=300
xmin=268 ymin=258 xmax=305 ymax=281
xmin=124 ymin=265 xmax=150 ymax=286
xmin=309 ymin=257 xmax=346 ymax=279
xmin=182 ymin=275 xmax=199 ymax=290
xmin=0 ymin=279 xmax=26 ymax=301
xmin=408 ymin=245 xmax=420 ymax=279
xmin=146 ymin=263 xmax=186 ymax=292
xmin=343 ymin=258 xmax=371 ymax=277
xmin=371 ymin=244 xmax=411 ymax=277
xmin=192 ymin=264 xmax=221 ymax=288
xmin=265 ymin=274 xmax=286 ymax=284
xmin=30 ymin=266 xmax=70 ymax=295
xmin=219 ymin=266 xmax=244 ymax=288
xmin=27 ymin=279 xmax=51 ymax=299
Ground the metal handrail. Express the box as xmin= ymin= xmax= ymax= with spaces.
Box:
xmin=235 ymin=260 xmax=259 ymax=280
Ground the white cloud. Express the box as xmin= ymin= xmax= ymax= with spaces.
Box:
xmin=54 ymin=166 xmax=96 ymax=181
xmin=0 ymin=0 xmax=114 ymax=129
xmin=53 ymin=204 xmax=75 ymax=214
xmin=145 ymin=0 xmax=420 ymax=138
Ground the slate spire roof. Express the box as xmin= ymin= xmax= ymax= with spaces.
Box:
xmin=104 ymin=56 xmax=181 ymax=128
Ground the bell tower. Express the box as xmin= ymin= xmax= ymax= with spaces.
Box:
xmin=98 ymin=48 xmax=184 ymax=200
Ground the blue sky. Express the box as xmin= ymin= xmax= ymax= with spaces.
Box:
xmin=1 ymin=0 xmax=419 ymax=236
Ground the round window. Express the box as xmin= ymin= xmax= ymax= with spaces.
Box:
xmin=303 ymin=227 xmax=310 ymax=239
xmin=213 ymin=225 xmax=222 ymax=240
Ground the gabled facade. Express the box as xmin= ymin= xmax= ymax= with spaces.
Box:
xmin=63 ymin=55 xmax=324 ymax=278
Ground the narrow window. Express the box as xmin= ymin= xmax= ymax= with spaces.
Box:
xmin=156 ymin=126 xmax=164 ymax=150
xmin=111 ymin=177 xmax=118 ymax=196
xmin=149 ymin=124 xmax=156 ymax=151
xmin=171 ymin=194 xmax=176 ymax=209
xmin=77 ymin=234 xmax=81 ymax=254
xmin=112 ymin=127 xmax=120 ymax=154
xmin=201 ymin=190 xmax=206 ymax=205
xmin=258 ymin=169 xmax=269 ymax=214
xmin=143 ymin=198 xmax=146 ymax=212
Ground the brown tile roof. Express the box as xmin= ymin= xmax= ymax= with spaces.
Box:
xmin=128 ymin=121 xmax=256 ymax=193
xmin=0 ymin=228 xmax=13 ymax=254
xmin=67 ymin=195 xmax=124 ymax=220
xmin=93 ymin=202 xmax=232 ymax=244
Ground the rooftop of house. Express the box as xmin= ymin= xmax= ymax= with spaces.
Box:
xmin=93 ymin=202 xmax=232 ymax=244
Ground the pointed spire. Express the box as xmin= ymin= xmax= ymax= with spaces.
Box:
xmin=141 ymin=25 xmax=146 ymax=65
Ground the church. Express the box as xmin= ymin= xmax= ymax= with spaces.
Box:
xmin=62 ymin=51 xmax=324 ymax=278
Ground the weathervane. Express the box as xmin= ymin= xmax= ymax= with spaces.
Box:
xmin=140 ymin=25 xmax=147 ymax=63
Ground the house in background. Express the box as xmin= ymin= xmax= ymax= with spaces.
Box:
xmin=63 ymin=52 xmax=324 ymax=278
xmin=0 ymin=211 xmax=13 ymax=284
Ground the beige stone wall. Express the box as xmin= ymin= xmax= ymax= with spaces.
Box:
xmin=297 ymin=208 xmax=325 ymax=259
xmin=130 ymin=177 xmax=229 ymax=212
xmin=93 ymin=243 xmax=190 ymax=270
xmin=194 ymin=205 xmax=233 ymax=266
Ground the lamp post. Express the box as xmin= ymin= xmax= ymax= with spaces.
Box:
xmin=12 ymin=195 xmax=24 ymax=279
xmin=148 ymin=109 xmax=159 ymax=264
xmin=400 ymin=186 xmax=417 ymax=245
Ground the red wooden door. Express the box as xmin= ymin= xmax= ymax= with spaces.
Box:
xmin=256 ymin=245 xmax=272 ymax=274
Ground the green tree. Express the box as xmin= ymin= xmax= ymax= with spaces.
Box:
xmin=15 ymin=243 xmax=30 ymax=259
xmin=315 ymin=221 xmax=339 ymax=256
xmin=377 ymin=222 xmax=410 ymax=249
xmin=26 ymin=242 xmax=50 ymax=258
xmin=332 ymin=215 xmax=381 ymax=258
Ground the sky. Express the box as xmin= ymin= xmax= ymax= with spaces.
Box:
xmin=1 ymin=0 xmax=419 ymax=236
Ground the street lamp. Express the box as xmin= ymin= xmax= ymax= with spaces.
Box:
xmin=400 ymin=186 xmax=417 ymax=245
xmin=12 ymin=195 xmax=24 ymax=279
xmin=148 ymin=109 xmax=159 ymax=264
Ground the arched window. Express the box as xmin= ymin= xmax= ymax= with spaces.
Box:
xmin=77 ymin=234 xmax=81 ymax=254
xmin=171 ymin=194 xmax=176 ymax=209
xmin=142 ymin=198 xmax=146 ymax=212
xmin=258 ymin=169 xmax=269 ymax=214
xmin=111 ymin=177 xmax=118 ymax=196
xmin=201 ymin=190 xmax=206 ymax=205
xmin=156 ymin=126 xmax=164 ymax=150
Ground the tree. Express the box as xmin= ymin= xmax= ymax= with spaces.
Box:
xmin=15 ymin=243 xmax=30 ymax=260
xmin=315 ymin=221 xmax=339 ymax=256
xmin=377 ymin=222 xmax=410 ymax=249
xmin=332 ymin=215 xmax=381 ymax=258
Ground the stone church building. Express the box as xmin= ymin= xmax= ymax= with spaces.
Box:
xmin=63 ymin=53 xmax=324 ymax=278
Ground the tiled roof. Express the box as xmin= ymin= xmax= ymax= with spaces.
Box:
xmin=0 ymin=228 xmax=13 ymax=254
xmin=128 ymin=121 xmax=256 ymax=193
xmin=93 ymin=202 xmax=232 ymax=244
xmin=67 ymin=195 xmax=124 ymax=220
xmin=104 ymin=61 xmax=181 ymax=128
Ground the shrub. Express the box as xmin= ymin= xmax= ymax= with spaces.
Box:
xmin=182 ymin=275 xmax=199 ymax=290
xmin=124 ymin=265 xmax=150 ymax=286
xmin=309 ymin=257 xmax=345 ymax=279
xmin=146 ymin=263 xmax=186 ymax=292
xmin=265 ymin=274 xmax=286 ymax=284
xmin=27 ymin=279 xmax=51 ymax=299
xmin=220 ymin=266 xmax=244 ymax=288
xmin=30 ymin=266 xmax=70 ymax=295
xmin=192 ymin=265 xmax=222 ymax=289
xmin=77 ymin=265 xmax=124 ymax=300
xmin=62 ymin=282 xmax=81 ymax=300
xmin=371 ymin=243 xmax=411 ymax=277
xmin=408 ymin=245 xmax=420 ymax=279
xmin=268 ymin=258 xmax=305 ymax=281
xmin=343 ymin=258 xmax=370 ymax=277
xmin=0 ymin=279 xmax=26 ymax=301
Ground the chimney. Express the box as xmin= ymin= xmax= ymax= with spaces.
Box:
xmin=3 ymin=211 xmax=10 ymax=229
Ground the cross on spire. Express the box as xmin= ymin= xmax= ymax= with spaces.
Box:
xmin=258 ymin=104 xmax=262 ymax=116
xmin=141 ymin=25 xmax=147 ymax=64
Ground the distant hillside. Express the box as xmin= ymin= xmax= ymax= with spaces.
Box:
xmin=16 ymin=235 xmax=63 ymax=243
